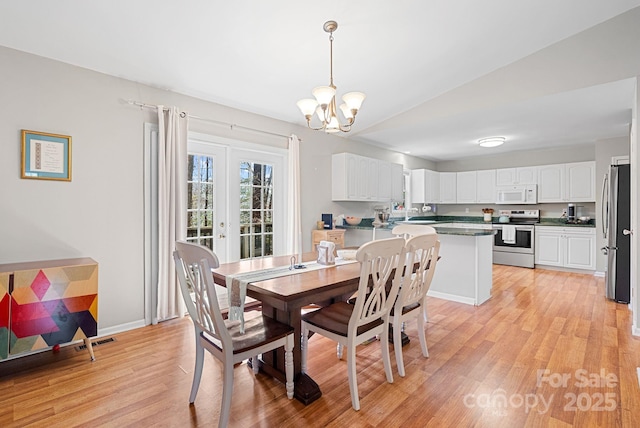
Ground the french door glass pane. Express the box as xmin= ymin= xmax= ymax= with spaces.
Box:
xmin=239 ymin=161 xmax=274 ymax=259
xmin=187 ymin=154 xmax=215 ymax=250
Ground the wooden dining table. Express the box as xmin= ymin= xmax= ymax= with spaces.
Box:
xmin=211 ymin=253 xmax=362 ymax=405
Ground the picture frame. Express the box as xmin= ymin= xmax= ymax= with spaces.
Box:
xmin=21 ymin=130 xmax=72 ymax=181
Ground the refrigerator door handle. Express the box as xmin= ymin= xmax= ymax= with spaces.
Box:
xmin=601 ymin=173 xmax=608 ymax=238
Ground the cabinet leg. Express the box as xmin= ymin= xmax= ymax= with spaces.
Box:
xmin=84 ymin=338 xmax=95 ymax=361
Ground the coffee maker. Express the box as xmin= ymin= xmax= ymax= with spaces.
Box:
xmin=567 ymin=203 xmax=576 ymax=222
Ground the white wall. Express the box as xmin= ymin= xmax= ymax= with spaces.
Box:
xmin=0 ymin=46 xmax=431 ymax=333
xmin=436 ymin=145 xmax=596 ymax=172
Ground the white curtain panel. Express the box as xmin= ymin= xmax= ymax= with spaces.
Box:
xmin=286 ymin=134 xmax=302 ymax=260
xmin=156 ymin=106 xmax=188 ymax=321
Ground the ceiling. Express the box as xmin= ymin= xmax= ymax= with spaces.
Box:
xmin=1 ymin=1 xmax=639 ymax=161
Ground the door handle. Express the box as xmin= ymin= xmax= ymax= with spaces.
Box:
xmin=601 ymin=174 xmax=608 ymax=238
xmin=623 ymin=229 xmax=633 ymax=236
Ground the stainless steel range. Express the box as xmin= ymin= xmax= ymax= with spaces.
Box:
xmin=492 ymin=209 xmax=539 ymax=268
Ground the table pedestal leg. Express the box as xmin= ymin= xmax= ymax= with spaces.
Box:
xmin=260 ymin=303 xmax=322 ymax=405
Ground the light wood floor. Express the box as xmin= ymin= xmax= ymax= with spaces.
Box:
xmin=2 ymin=265 xmax=640 ymax=427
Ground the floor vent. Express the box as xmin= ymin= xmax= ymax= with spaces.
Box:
xmin=75 ymin=337 xmax=116 ymax=351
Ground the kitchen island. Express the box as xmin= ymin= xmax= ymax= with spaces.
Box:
xmin=337 ymin=221 xmax=495 ymax=305
xmin=429 ymin=226 xmax=494 ymax=305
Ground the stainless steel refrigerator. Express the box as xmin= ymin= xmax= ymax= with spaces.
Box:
xmin=602 ymin=163 xmax=631 ymax=303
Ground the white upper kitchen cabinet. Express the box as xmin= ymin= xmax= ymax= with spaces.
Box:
xmin=476 ymin=169 xmax=496 ymax=203
xmin=537 ymin=164 xmax=564 ymax=202
xmin=331 ymin=153 xmax=370 ymax=201
xmin=537 ymin=161 xmax=595 ymax=203
xmin=439 ymin=172 xmax=457 ymax=203
xmin=565 ymin=161 xmax=596 ymax=201
xmin=410 ymin=169 xmax=439 ymax=204
xmin=333 ymin=153 xmax=403 ymax=202
xmin=456 ymin=171 xmax=477 ymax=203
xmin=377 ymin=160 xmax=392 ymax=200
xmin=390 ymin=162 xmax=404 ymax=201
xmin=495 ymin=166 xmax=537 ymax=186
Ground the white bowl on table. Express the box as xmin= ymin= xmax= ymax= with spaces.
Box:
xmin=336 ymin=249 xmax=358 ymax=260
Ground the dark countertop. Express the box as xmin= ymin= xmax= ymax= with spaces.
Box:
xmin=336 ymin=215 xmax=596 ymax=231
xmin=336 ymin=217 xmax=496 ymax=236
xmin=431 ymin=227 xmax=496 ymax=236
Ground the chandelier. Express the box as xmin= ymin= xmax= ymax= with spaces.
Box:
xmin=297 ymin=20 xmax=365 ymax=133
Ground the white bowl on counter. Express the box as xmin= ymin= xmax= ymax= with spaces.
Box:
xmin=344 ymin=217 xmax=362 ymax=226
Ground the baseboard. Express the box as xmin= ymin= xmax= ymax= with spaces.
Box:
xmin=427 ymin=290 xmax=477 ymax=306
xmin=633 ymin=325 xmax=640 ymax=337
xmin=534 ymin=265 xmax=596 ymax=275
xmin=97 ymin=319 xmax=148 ymax=338
xmin=593 ymin=271 xmax=605 ymax=277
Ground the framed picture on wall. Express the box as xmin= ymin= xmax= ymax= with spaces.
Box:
xmin=21 ymin=130 xmax=72 ymax=181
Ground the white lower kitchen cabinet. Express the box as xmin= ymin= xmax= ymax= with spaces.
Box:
xmin=535 ymin=226 xmax=596 ymax=270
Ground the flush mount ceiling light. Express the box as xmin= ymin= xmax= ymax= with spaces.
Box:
xmin=478 ymin=137 xmax=506 ymax=148
xmin=296 ymin=20 xmax=365 ymax=133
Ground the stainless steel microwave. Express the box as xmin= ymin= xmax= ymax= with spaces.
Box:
xmin=496 ymin=185 xmax=537 ymax=204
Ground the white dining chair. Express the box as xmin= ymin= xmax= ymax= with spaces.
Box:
xmin=392 ymin=224 xmax=438 ymax=322
xmin=300 ymin=237 xmax=406 ymax=411
xmin=391 ymin=223 xmax=436 ymax=239
xmin=173 ymin=241 xmax=294 ymax=428
xmin=390 ymin=231 xmax=440 ymax=377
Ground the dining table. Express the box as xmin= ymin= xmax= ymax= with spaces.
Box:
xmin=211 ymin=252 xmax=362 ymax=405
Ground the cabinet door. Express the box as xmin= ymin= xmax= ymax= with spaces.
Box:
xmin=332 ymin=153 xmax=359 ymax=200
xmin=516 ymin=167 xmax=537 ymax=184
xmin=410 ymin=169 xmax=426 ymax=204
xmin=565 ymin=230 xmax=596 ymax=270
xmin=345 ymin=154 xmax=359 ymax=199
xmin=497 ymin=167 xmax=537 ymax=185
xmin=377 ymin=161 xmax=392 ymax=201
xmin=535 ymin=229 xmax=563 ymax=266
xmin=456 ymin=171 xmax=477 ymax=203
xmin=426 ymin=170 xmax=440 ymax=203
xmin=10 ymin=263 xmax=98 ymax=356
xmin=496 ymin=168 xmax=516 ymax=186
xmin=355 ymin=155 xmax=369 ymax=200
xmin=476 ymin=170 xmax=496 ymax=203
xmin=391 ymin=163 xmax=404 ymax=201
xmin=439 ymin=172 xmax=457 ymax=203
xmin=566 ymin=161 xmax=595 ymax=202
xmin=367 ymin=158 xmax=379 ymax=200
xmin=537 ymin=164 xmax=564 ymax=202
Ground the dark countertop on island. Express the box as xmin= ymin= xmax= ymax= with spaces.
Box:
xmin=336 ymin=217 xmax=496 ymax=236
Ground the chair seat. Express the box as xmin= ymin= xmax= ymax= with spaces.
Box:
xmin=390 ymin=301 xmax=420 ymax=316
xmin=201 ymin=315 xmax=294 ymax=354
xmin=301 ymin=301 xmax=383 ymax=337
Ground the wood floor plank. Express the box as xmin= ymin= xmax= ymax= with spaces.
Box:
xmin=2 ymin=265 xmax=640 ymax=427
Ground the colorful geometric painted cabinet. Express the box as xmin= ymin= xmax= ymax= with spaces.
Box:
xmin=0 ymin=258 xmax=98 ymax=361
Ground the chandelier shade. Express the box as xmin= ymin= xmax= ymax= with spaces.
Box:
xmin=297 ymin=20 xmax=365 ymax=133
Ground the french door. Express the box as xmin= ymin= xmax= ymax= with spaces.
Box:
xmin=187 ymin=140 xmax=285 ymax=263
xmin=186 ymin=141 xmax=228 ymax=261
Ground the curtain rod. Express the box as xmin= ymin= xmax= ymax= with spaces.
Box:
xmin=125 ymin=99 xmax=296 ymax=140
